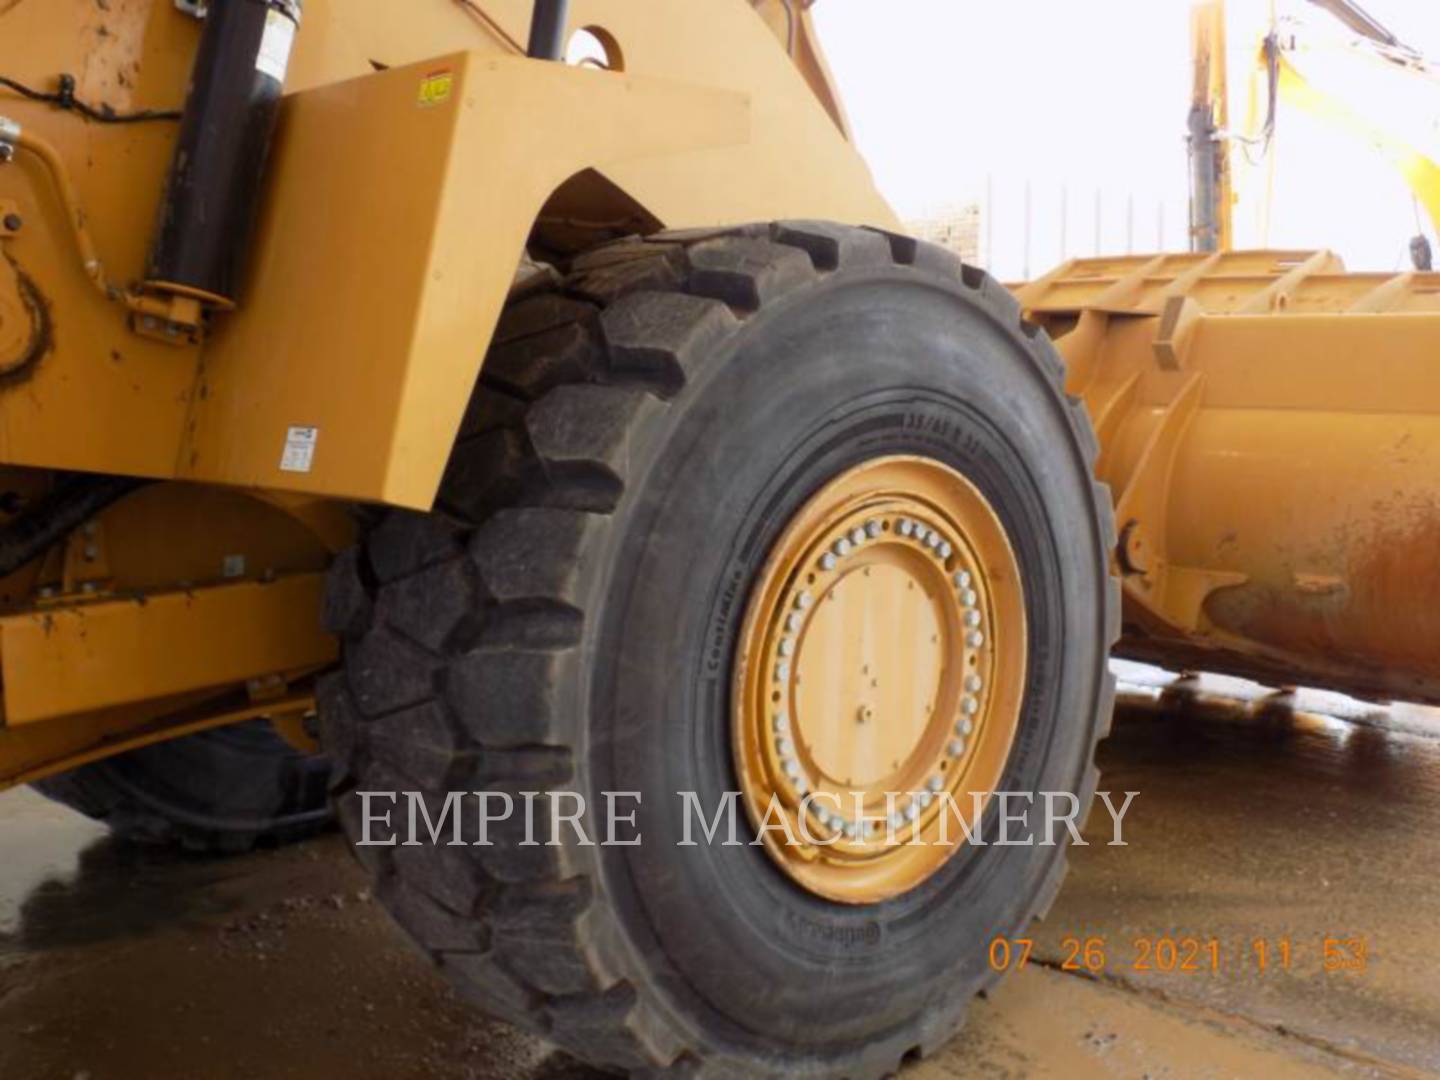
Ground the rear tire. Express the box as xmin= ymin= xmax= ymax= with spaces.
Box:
xmin=321 ymin=223 xmax=1118 ymax=1076
xmin=34 ymin=720 xmax=332 ymax=853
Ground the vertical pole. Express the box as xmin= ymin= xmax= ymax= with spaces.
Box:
xmin=528 ymin=0 xmax=572 ymax=60
xmin=1094 ymin=188 xmax=1102 ymax=255
xmin=1060 ymin=184 xmax=1069 ymax=259
xmin=1189 ymin=102 xmax=1220 ymax=252
xmin=985 ymin=173 xmax=994 ymax=271
xmin=1023 ymin=179 xmax=1033 ymax=281
xmin=1188 ymin=0 xmax=1232 ymax=252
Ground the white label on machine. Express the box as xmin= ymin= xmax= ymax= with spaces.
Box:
xmin=279 ymin=426 xmax=318 ymax=473
xmin=256 ymin=9 xmax=296 ymax=84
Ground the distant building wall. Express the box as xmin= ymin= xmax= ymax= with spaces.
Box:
xmin=906 ymin=203 xmax=981 ymax=264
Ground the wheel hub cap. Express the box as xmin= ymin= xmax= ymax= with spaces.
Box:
xmin=732 ymin=456 xmax=1026 ymax=904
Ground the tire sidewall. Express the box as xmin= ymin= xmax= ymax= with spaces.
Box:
xmin=585 ymin=268 xmax=1109 ymax=1056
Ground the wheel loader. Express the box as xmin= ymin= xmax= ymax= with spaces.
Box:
xmin=1 ymin=0 xmax=1437 ymax=1074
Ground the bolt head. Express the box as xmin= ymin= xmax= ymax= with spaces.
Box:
xmin=967 ymin=630 xmax=984 ymax=648
xmin=820 ymin=553 xmax=837 ymax=571
xmin=955 ymin=571 xmax=972 ymax=588
xmin=2 ymin=213 xmax=21 ymax=233
xmin=948 ymin=738 xmax=965 ymax=757
xmin=927 ymin=775 xmax=944 ymax=793
xmin=865 ymin=520 xmax=881 ymax=538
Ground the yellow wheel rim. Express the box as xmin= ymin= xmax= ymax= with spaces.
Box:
xmin=732 ymin=456 xmax=1027 ymax=904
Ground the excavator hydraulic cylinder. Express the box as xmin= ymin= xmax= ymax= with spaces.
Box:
xmin=146 ymin=0 xmax=301 ymax=307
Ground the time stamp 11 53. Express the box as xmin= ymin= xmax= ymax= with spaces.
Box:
xmin=987 ymin=934 xmax=1370 ymax=976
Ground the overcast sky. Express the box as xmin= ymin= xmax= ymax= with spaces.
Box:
xmin=815 ymin=0 xmax=1440 ymax=277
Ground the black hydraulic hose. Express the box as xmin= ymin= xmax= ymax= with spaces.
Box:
xmin=0 ymin=475 xmax=146 ymax=578
xmin=0 ymin=74 xmax=183 ymax=124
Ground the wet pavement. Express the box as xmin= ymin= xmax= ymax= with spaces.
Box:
xmin=1 ymin=663 xmax=1438 ymax=1078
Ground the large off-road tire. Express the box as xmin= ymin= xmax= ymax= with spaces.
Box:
xmin=321 ymin=223 xmax=1118 ymax=1076
xmin=34 ymin=720 xmax=332 ymax=852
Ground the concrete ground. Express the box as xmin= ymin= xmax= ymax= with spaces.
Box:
xmin=1 ymin=663 xmax=1437 ymax=1079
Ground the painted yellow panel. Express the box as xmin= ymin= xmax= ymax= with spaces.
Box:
xmin=0 ymin=574 xmax=334 ymax=724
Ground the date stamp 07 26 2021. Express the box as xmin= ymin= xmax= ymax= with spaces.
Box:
xmin=987 ymin=934 xmax=1369 ymax=976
